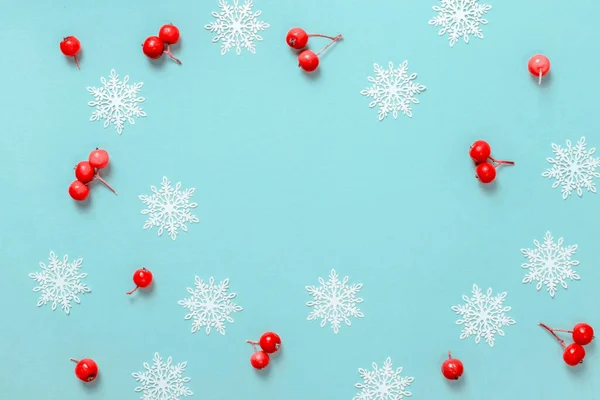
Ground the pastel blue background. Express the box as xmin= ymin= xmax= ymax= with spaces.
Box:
xmin=1 ymin=0 xmax=599 ymax=398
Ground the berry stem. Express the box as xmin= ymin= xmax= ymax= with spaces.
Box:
xmin=490 ymin=157 xmax=515 ymax=167
xmin=246 ymin=340 xmax=259 ymax=351
xmin=538 ymin=69 xmax=542 ymax=85
xmin=539 ymin=323 xmax=566 ymax=349
xmin=70 ymin=358 xmax=79 ymax=363
xmin=164 ymin=45 xmax=182 ymax=65
xmin=308 ymin=33 xmax=338 ymax=41
xmin=74 ymin=55 xmax=80 ymax=69
xmin=551 ymin=328 xmax=573 ymax=333
xmin=316 ymin=34 xmax=343 ymax=56
xmin=448 ymin=351 xmax=452 ymax=359
xmin=93 ymin=172 xmax=118 ymax=195
xmin=126 ymin=286 xmax=139 ymax=295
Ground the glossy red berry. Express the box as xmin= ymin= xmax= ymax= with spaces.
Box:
xmin=69 ymin=180 xmax=90 ymax=201
xmin=286 ymin=28 xmax=309 ymax=49
xmin=475 ymin=162 xmax=496 ymax=184
xmin=159 ymin=24 xmax=180 ymax=45
xmin=143 ymin=36 xmax=164 ymax=59
xmin=563 ymin=343 xmax=585 ymax=366
xmin=469 ymin=140 xmax=491 ymax=164
xmin=60 ymin=36 xmax=81 ymax=57
xmin=89 ymin=149 xmax=109 ymax=169
xmin=259 ymin=332 xmax=281 ymax=354
xmin=528 ymin=54 xmax=550 ymax=84
xmin=441 ymin=352 xmax=464 ymax=380
xmin=127 ymin=268 xmax=153 ymax=295
xmin=572 ymin=323 xmax=594 ymax=346
xmin=250 ymin=351 xmax=270 ymax=370
xmin=72 ymin=358 xmax=98 ymax=382
xmin=75 ymin=161 xmax=95 ymax=184
xmin=299 ymin=50 xmax=319 ymax=72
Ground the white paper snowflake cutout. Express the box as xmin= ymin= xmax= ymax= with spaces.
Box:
xmin=139 ymin=177 xmax=199 ymax=241
xmin=361 ymin=61 xmax=426 ymax=121
xmin=428 ymin=0 xmax=492 ymax=47
xmin=354 ymin=357 xmax=414 ymax=400
xmin=178 ymin=276 xmax=243 ymax=335
xmin=542 ymin=137 xmax=600 ymax=200
xmin=87 ymin=69 xmax=146 ymax=135
xmin=521 ymin=231 xmax=580 ymax=298
xmin=28 ymin=251 xmax=91 ymax=315
xmin=452 ymin=284 xmax=515 ymax=347
xmin=306 ymin=269 xmax=364 ymax=334
xmin=204 ymin=0 xmax=270 ymax=55
xmin=132 ymin=352 xmax=193 ymax=400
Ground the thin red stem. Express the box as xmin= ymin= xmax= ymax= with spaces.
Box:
xmin=93 ymin=172 xmax=117 ymax=195
xmin=308 ymin=33 xmax=338 ymax=41
xmin=490 ymin=157 xmax=515 ymax=167
xmin=74 ymin=55 xmax=80 ymax=69
xmin=70 ymin=358 xmax=79 ymax=363
xmin=552 ymin=328 xmax=572 ymax=333
xmin=164 ymin=45 xmax=182 ymax=65
xmin=246 ymin=340 xmax=259 ymax=351
xmin=126 ymin=286 xmax=139 ymax=295
xmin=316 ymin=34 xmax=343 ymax=56
xmin=448 ymin=351 xmax=452 ymax=359
xmin=539 ymin=323 xmax=566 ymax=349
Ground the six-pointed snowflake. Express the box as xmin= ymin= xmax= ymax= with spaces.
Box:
xmin=29 ymin=251 xmax=91 ymax=315
xmin=87 ymin=69 xmax=146 ymax=135
xmin=452 ymin=284 xmax=515 ymax=347
xmin=132 ymin=352 xmax=193 ymax=400
xmin=205 ymin=0 xmax=270 ymax=55
xmin=428 ymin=0 xmax=492 ymax=47
xmin=354 ymin=357 xmax=414 ymax=400
xmin=139 ymin=177 xmax=200 ymax=241
xmin=306 ymin=269 xmax=364 ymax=334
xmin=178 ymin=276 xmax=243 ymax=335
xmin=361 ymin=61 xmax=426 ymax=121
xmin=521 ymin=231 xmax=580 ymax=297
xmin=542 ymin=136 xmax=600 ymax=200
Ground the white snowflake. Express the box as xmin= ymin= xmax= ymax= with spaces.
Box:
xmin=428 ymin=0 xmax=492 ymax=47
xmin=542 ymin=136 xmax=600 ymax=200
xmin=87 ymin=69 xmax=146 ymax=135
xmin=28 ymin=251 xmax=91 ymax=315
xmin=452 ymin=284 xmax=515 ymax=347
xmin=306 ymin=269 xmax=364 ymax=334
xmin=361 ymin=61 xmax=426 ymax=121
xmin=204 ymin=0 xmax=270 ymax=56
xmin=354 ymin=357 xmax=414 ymax=400
xmin=178 ymin=276 xmax=243 ymax=335
xmin=132 ymin=352 xmax=193 ymax=400
xmin=521 ymin=231 xmax=580 ymax=298
xmin=139 ymin=177 xmax=199 ymax=241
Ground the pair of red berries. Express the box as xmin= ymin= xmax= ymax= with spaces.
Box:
xmin=126 ymin=268 xmax=154 ymax=295
xmin=286 ymin=28 xmax=342 ymax=72
xmin=441 ymin=351 xmax=464 ymax=380
xmin=469 ymin=140 xmax=514 ymax=184
xmin=246 ymin=332 xmax=281 ymax=370
xmin=71 ymin=358 xmax=98 ymax=382
xmin=60 ymin=36 xmax=82 ymax=69
xmin=539 ymin=322 xmax=594 ymax=366
xmin=69 ymin=149 xmax=117 ymax=201
xmin=143 ymin=24 xmax=182 ymax=64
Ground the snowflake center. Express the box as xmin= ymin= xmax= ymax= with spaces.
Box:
xmin=378 ymin=383 xmax=389 ymax=393
xmin=110 ymin=94 xmax=123 ymax=108
xmin=55 ymin=277 xmax=66 ymax=288
xmin=231 ymin=19 xmax=242 ymax=32
xmin=478 ymin=310 xmax=490 ymax=322
xmin=157 ymin=376 xmax=168 ymax=390
xmin=453 ymin=9 xmax=466 ymax=22
xmin=388 ymin=85 xmax=399 ymax=95
xmin=568 ymin=162 xmax=580 ymax=174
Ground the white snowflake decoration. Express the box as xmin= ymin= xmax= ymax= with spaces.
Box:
xmin=361 ymin=61 xmax=426 ymax=121
xmin=542 ymin=137 xmax=600 ymax=200
xmin=28 ymin=251 xmax=91 ymax=315
xmin=428 ymin=0 xmax=492 ymax=47
xmin=132 ymin=352 xmax=193 ymax=400
xmin=178 ymin=276 xmax=243 ymax=335
xmin=354 ymin=357 xmax=414 ymax=400
xmin=139 ymin=177 xmax=199 ymax=241
xmin=306 ymin=269 xmax=364 ymax=334
xmin=87 ymin=69 xmax=146 ymax=135
xmin=452 ymin=284 xmax=515 ymax=347
xmin=521 ymin=231 xmax=580 ymax=297
xmin=204 ymin=0 xmax=270 ymax=55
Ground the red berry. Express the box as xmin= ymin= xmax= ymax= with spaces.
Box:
xmin=299 ymin=50 xmax=319 ymax=72
xmin=127 ymin=268 xmax=153 ymax=295
xmin=469 ymin=140 xmax=491 ymax=164
xmin=89 ymin=149 xmax=109 ymax=169
xmin=528 ymin=54 xmax=550 ymax=78
xmin=143 ymin=36 xmax=164 ymax=59
xmin=60 ymin=36 xmax=81 ymax=57
xmin=159 ymin=24 xmax=180 ymax=45
xmin=475 ymin=162 xmax=496 ymax=184
xmin=563 ymin=343 xmax=585 ymax=366
xmin=72 ymin=358 xmax=98 ymax=382
xmin=286 ymin=28 xmax=309 ymax=49
xmin=250 ymin=351 xmax=270 ymax=370
xmin=75 ymin=161 xmax=95 ymax=183
xmin=259 ymin=332 xmax=281 ymax=354
xmin=69 ymin=181 xmax=90 ymax=201
xmin=441 ymin=352 xmax=464 ymax=380
xmin=572 ymin=323 xmax=594 ymax=346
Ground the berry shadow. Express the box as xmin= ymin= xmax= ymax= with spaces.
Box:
xmin=530 ymin=72 xmax=552 ymax=89
xmin=81 ymin=374 xmax=101 ymax=391
xmin=480 ymin=180 xmax=498 ymax=195
xmin=566 ymin=360 xmax=588 ymax=377
xmin=302 ymin=68 xmax=322 ymax=81
xmin=75 ymin=195 xmax=93 ymax=212
xmin=445 ymin=375 xmax=466 ymax=391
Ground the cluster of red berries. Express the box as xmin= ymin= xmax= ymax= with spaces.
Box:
xmin=60 ymin=36 xmax=82 ymax=69
xmin=469 ymin=140 xmax=515 ymax=184
xmin=126 ymin=268 xmax=154 ymax=295
xmin=286 ymin=28 xmax=342 ymax=72
xmin=69 ymin=149 xmax=117 ymax=201
xmin=143 ymin=24 xmax=182 ymax=64
xmin=246 ymin=332 xmax=281 ymax=370
xmin=441 ymin=351 xmax=464 ymax=380
xmin=539 ymin=322 xmax=594 ymax=366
